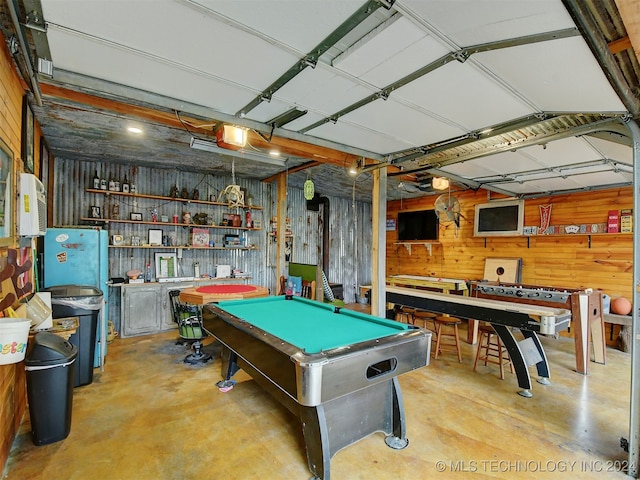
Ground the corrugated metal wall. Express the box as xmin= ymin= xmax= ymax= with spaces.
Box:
xmin=51 ymin=159 xmax=373 ymax=303
xmin=266 ymin=187 xmax=373 ymax=302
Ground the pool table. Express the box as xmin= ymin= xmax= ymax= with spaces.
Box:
xmin=202 ymin=295 xmax=431 ymax=480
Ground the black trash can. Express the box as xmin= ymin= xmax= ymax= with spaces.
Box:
xmin=25 ymin=332 xmax=77 ymax=446
xmin=42 ymin=285 xmax=103 ymax=387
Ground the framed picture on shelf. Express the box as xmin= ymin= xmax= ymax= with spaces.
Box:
xmin=130 ymin=212 xmax=142 ymax=221
xmin=89 ymin=206 xmax=101 ymax=219
xmin=21 ymin=96 xmax=34 ymax=174
xmin=131 ymin=236 xmax=141 ymax=246
xmin=148 ymin=228 xmax=163 ymax=246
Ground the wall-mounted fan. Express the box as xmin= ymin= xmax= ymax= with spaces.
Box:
xmin=434 ymin=193 xmax=461 ymax=227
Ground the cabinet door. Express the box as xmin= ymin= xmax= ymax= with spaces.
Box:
xmin=121 ymin=285 xmax=162 ymax=337
xmin=159 ymin=283 xmax=194 ymax=331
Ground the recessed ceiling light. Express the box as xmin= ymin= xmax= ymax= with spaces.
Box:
xmin=127 ymin=127 xmax=143 ymax=134
xmin=269 ymin=150 xmax=280 ymax=157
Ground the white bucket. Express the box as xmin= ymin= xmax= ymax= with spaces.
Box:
xmin=0 ymin=318 xmax=31 ymax=365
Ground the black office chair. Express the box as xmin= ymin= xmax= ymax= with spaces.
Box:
xmin=168 ymin=290 xmax=211 ymax=364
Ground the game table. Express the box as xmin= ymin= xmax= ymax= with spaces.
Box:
xmin=202 ymin=295 xmax=431 ymax=480
xmin=387 ymin=274 xmax=469 ymax=295
xmin=179 ymin=283 xmax=269 ymax=304
xmin=387 ymin=285 xmax=572 ymax=398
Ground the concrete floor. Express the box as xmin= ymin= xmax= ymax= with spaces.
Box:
xmin=2 ymin=320 xmax=632 ymax=480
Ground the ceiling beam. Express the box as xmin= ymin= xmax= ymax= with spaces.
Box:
xmin=38 ymin=82 xmax=404 ymax=175
xmin=609 ymin=36 xmax=632 ymax=54
xmin=261 ymin=161 xmax=321 ymax=183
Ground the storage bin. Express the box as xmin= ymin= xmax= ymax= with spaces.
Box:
xmin=0 ymin=318 xmax=31 ymax=364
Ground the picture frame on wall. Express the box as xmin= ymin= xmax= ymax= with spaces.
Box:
xmin=40 ymin=138 xmax=49 ymax=186
xmin=21 ymin=96 xmax=34 ymax=174
xmin=130 ymin=212 xmax=142 ymax=221
xmin=0 ymin=136 xmax=14 ymax=244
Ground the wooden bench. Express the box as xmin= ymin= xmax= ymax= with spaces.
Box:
xmin=604 ymin=313 xmax=632 ymax=353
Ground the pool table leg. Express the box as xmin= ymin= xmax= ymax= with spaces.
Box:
xmin=215 ymin=346 xmax=240 ymax=389
xmin=384 ymin=376 xmax=408 ymax=449
xmin=299 ymin=377 xmax=408 ymax=480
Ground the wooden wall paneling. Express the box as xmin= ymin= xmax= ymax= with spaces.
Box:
xmin=0 ymin=29 xmax=28 ymax=472
xmin=386 ymin=187 xmax=634 ymax=350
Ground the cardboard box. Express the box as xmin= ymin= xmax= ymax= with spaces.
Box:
xmin=608 ymin=210 xmax=619 ymax=233
xmin=621 ymin=209 xmax=633 ymax=233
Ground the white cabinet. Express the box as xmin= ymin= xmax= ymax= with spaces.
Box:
xmin=121 ymin=285 xmax=162 ymax=337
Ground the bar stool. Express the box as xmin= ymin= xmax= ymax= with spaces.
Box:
xmin=395 ymin=306 xmax=415 ymax=324
xmin=412 ymin=310 xmax=437 ymax=330
xmin=433 ymin=315 xmax=462 ymax=362
xmin=473 ymin=323 xmax=514 ymax=380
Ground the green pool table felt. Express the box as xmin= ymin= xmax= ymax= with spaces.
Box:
xmin=216 ymin=296 xmax=409 ymax=353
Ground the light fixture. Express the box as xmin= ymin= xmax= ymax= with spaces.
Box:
xmin=348 ymin=159 xmax=360 ymax=176
xmin=215 ymin=125 xmax=247 ymax=149
xmin=127 ymin=126 xmax=143 ymax=134
xmin=190 ymin=137 xmax=286 ymax=167
xmin=432 ymin=177 xmax=449 ymax=190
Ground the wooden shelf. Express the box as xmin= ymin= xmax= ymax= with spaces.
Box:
xmin=108 ymin=245 xmax=258 ymax=251
xmin=523 ymin=232 xmax=632 ymax=238
xmin=80 ymin=217 xmax=261 ymax=231
xmin=394 ymin=241 xmax=440 ymax=256
xmin=86 ymin=188 xmax=262 ymax=209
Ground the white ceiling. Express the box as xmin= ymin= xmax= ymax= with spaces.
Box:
xmin=13 ymin=0 xmax=638 ymax=199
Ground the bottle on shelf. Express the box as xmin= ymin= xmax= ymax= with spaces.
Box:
xmin=145 ymin=262 xmax=152 ymax=282
xmin=108 ymin=175 xmax=116 ymax=192
xmin=93 ymin=170 xmax=100 ymax=189
xmin=122 ymin=174 xmax=130 ymax=193
xmin=100 ymin=175 xmax=107 ymax=190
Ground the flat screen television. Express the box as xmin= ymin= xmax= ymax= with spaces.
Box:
xmin=473 ymin=199 xmax=524 ymax=236
xmin=397 ymin=209 xmax=439 ymax=241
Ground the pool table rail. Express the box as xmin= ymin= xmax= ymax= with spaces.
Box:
xmin=203 ymin=302 xmax=431 ymax=406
